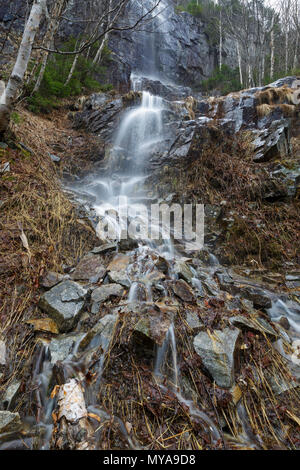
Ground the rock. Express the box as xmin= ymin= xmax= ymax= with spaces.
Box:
xmin=0 ymin=162 xmax=9 ymax=173
xmin=185 ymin=310 xmax=203 ymax=333
xmin=71 ymin=254 xmax=106 ymax=282
xmin=118 ymin=237 xmax=139 ymax=252
xmin=0 ymin=340 xmax=6 ymax=366
xmin=39 ymin=280 xmax=88 ymax=332
xmin=252 ymin=120 xmax=291 ymax=163
xmin=48 ymin=333 xmax=85 ymax=364
xmin=131 ymin=75 xmax=192 ymax=100
xmin=107 ymin=254 xmax=131 ymax=287
xmin=2 ymin=381 xmax=21 ymax=409
xmin=49 ymin=153 xmax=60 ymax=163
xmin=172 ymin=279 xmax=196 ymax=302
xmin=174 ymin=259 xmax=193 ymax=283
xmin=133 ymin=304 xmax=172 ymax=347
xmin=91 ymin=242 xmax=117 ymax=254
xmin=193 ymin=327 xmax=240 ymax=388
xmin=229 ymin=315 xmax=278 ymax=340
xmin=84 ymin=93 xmax=110 ymax=110
xmin=56 ymin=379 xmax=87 ymax=423
xmin=26 ymin=318 xmax=59 ymax=334
xmin=91 ymin=284 xmax=124 ymax=313
xmin=0 ymin=411 xmax=21 ymax=434
xmin=248 ymin=290 xmax=272 ymax=309
xmin=79 ymin=314 xmax=118 ymax=351
xmin=278 ymin=316 xmax=290 ymax=330
xmin=40 ymin=271 xmax=68 ymax=289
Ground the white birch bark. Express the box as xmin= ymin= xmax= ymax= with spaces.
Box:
xmin=0 ymin=0 xmax=47 ymax=132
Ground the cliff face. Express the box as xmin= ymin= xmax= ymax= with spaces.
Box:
xmin=107 ymin=0 xmax=236 ymax=90
xmin=0 ymin=0 xmax=236 ymax=90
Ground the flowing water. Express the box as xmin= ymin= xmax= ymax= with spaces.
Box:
xmin=6 ymin=0 xmax=300 ymax=451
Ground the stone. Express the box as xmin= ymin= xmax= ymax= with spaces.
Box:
xmin=118 ymin=237 xmax=139 ymax=252
xmin=39 ymin=280 xmax=88 ymax=332
xmin=48 ymin=333 xmax=85 ymax=364
xmin=71 ymin=254 xmax=106 ymax=282
xmin=0 ymin=340 xmax=6 ymax=366
xmin=172 ymin=279 xmax=196 ymax=302
xmin=185 ymin=310 xmax=203 ymax=333
xmin=107 ymin=254 xmax=131 ymax=287
xmin=79 ymin=314 xmax=118 ymax=351
xmin=0 ymin=162 xmax=9 ymax=173
xmin=26 ymin=318 xmax=59 ymax=334
xmin=57 ymin=379 xmax=87 ymax=423
xmin=229 ymin=315 xmax=278 ymax=340
xmin=91 ymin=242 xmax=117 ymax=254
xmin=193 ymin=327 xmax=240 ymax=388
xmin=49 ymin=153 xmax=60 ymax=163
xmin=0 ymin=411 xmax=21 ymax=434
xmin=2 ymin=381 xmax=21 ymax=409
xmin=174 ymin=260 xmax=193 ymax=283
xmin=40 ymin=271 xmax=68 ymax=288
xmin=133 ymin=304 xmax=172 ymax=347
xmin=91 ymin=284 xmax=124 ymax=313
xmin=279 ymin=316 xmax=290 ymax=330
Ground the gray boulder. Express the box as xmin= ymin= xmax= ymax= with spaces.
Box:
xmin=39 ymin=281 xmax=88 ymax=332
xmin=193 ymin=327 xmax=240 ymax=388
xmin=0 ymin=411 xmax=21 ymax=434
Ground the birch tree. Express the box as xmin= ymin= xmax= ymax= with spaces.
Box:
xmin=0 ymin=0 xmax=48 ymax=133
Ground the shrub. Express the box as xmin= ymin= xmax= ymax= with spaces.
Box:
xmin=201 ymin=65 xmax=242 ymax=95
xmin=27 ymin=38 xmax=113 ymax=113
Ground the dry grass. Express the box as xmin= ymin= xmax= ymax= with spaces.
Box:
xmin=0 ymin=106 xmax=98 ymax=395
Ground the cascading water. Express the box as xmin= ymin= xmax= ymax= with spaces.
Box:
xmin=13 ymin=0 xmax=300 ymax=452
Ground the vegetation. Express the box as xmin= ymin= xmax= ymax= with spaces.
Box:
xmin=201 ymin=65 xmax=242 ymax=95
xmin=26 ymin=39 xmax=112 ymax=114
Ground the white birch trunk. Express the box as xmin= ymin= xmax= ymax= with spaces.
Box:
xmin=237 ymin=40 xmax=243 ymax=87
xmin=33 ymin=0 xmax=68 ymax=94
xmin=0 ymin=0 xmax=46 ymax=132
xmin=219 ymin=9 xmax=222 ymax=71
xmin=270 ymin=17 xmax=275 ymax=79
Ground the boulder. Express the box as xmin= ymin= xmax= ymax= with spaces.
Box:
xmin=40 ymin=271 xmax=68 ymax=289
xmin=133 ymin=304 xmax=172 ymax=347
xmin=71 ymin=254 xmax=106 ymax=282
xmin=39 ymin=281 xmax=88 ymax=332
xmin=172 ymin=279 xmax=196 ymax=302
xmin=91 ymin=284 xmax=124 ymax=313
xmin=0 ymin=411 xmax=21 ymax=434
xmin=48 ymin=333 xmax=85 ymax=364
xmin=79 ymin=314 xmax=118 ymax=351
xmin=229 ymin=315 xmax=278 ymax=340
xmin=193 ymin=327 xmax=240 ymax=388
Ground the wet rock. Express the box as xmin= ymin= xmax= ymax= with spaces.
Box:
xmin=172 ymin=280 xmax=196 ymax=303
xmin=118 ymin=237 xmax=139 ymax=252
xmin=79 ymin=314 xmax=118 ymax=351
xmin=131 ymin=75 xmax=191 ymax=100
xmin=278 ymin=316 xmax=290 ymax=330
xmin=2 ymin=381 xmax=21 ymax=410
xmin=48 ymin=333 xmax=85 ymax=364
xmin=0 ymin=411 xmax=21 ymax=434
xmin=107 ymin=254 xmax=131 ymax=287
xmin=71 ymin=254 xmax=106 ymax=282
xmin=252 ymin=119 xmax=291 ymax=163
xmin=39 ymin=281 xmax=88 ymax=333
xmin=91 ymin=242 xmax=117 ymax=254
xmin=174 ymin=259 xmax=193 ymax=283
xmin=91 ymin=284 xmax=124 ymax=313
xmin=40 ymin=271 xmax=68 ymax=289
xmin=133 ymin=304 xmax=173 ymax=347
xmin=26 ymin=318 xmax=59 ymax=335
xmin=185 ymin=310 xmax=203 ymax=334
xmin=248 ymin=290 xmax=272 ymax=310
xmin=229 ymin=315 xmax=278 ymax=340
xmin=193 ymin=327 xmax=240 ymax=388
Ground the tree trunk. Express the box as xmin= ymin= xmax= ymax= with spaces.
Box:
xmin=237 ymin=41 xmax=243 ymax=87
xmin=0 ymin=0 xmax=46 ymax=133
xmin=293 ymin=30 xmax=299 ymax=70
xmin=219 ymin=9 xmax=222 ymax=71
xmin=270 ymin=17 xmax=275 ymax=80
xmin=93 ymin=0 xmax=112 ymax=65
xmin=33 ymin=0 xmax=68 ymax=94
